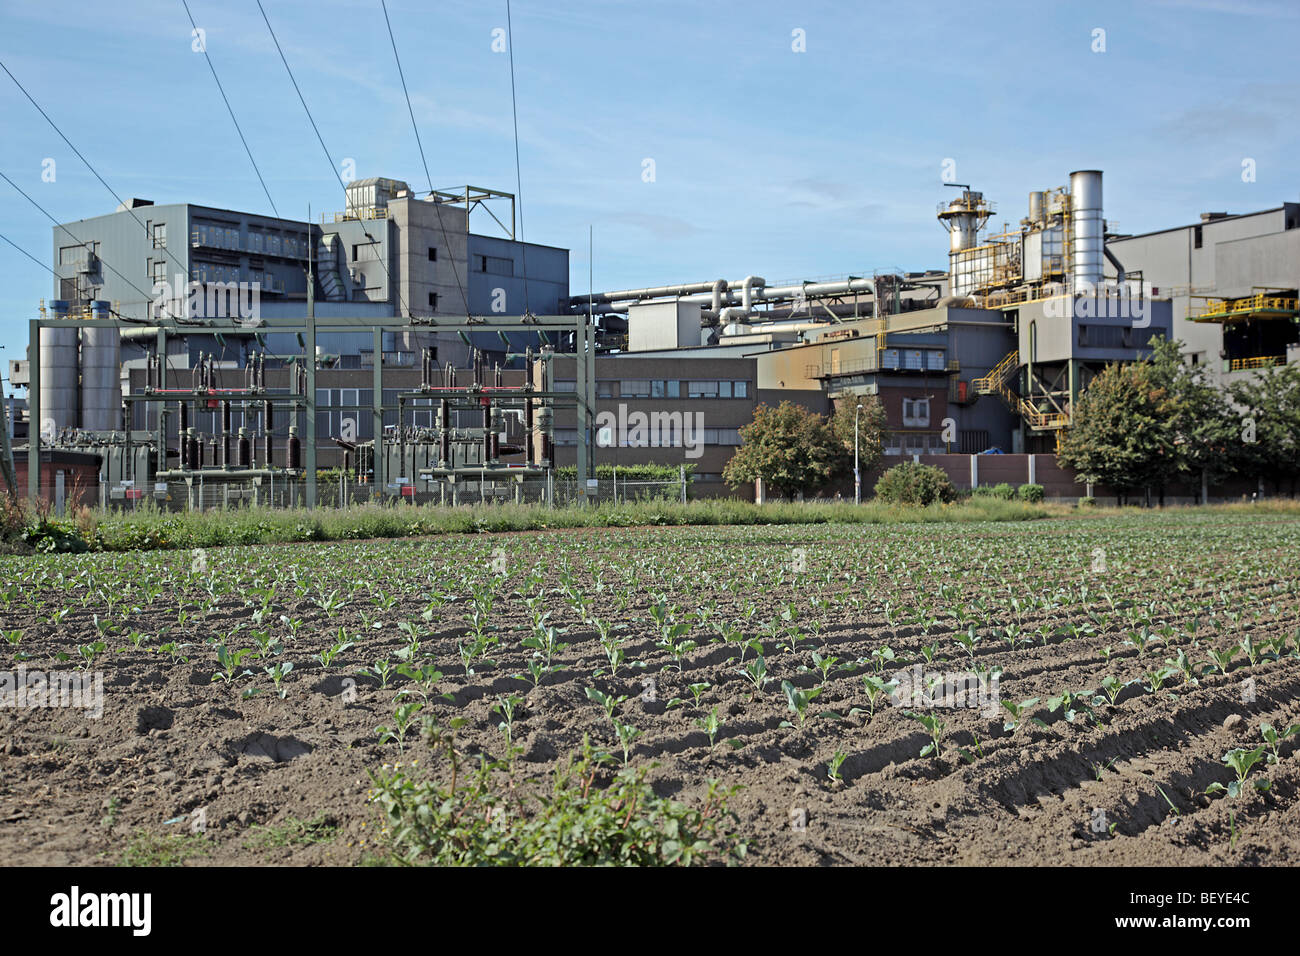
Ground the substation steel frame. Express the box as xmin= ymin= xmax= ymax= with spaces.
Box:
xmin=26 ymin=313 xmax=596 ymax=508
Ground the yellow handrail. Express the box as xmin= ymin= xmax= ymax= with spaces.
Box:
xmin=1228 ymin=355 xmax=1286 ymax=371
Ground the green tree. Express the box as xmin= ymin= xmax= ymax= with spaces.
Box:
xmin=1057 ymin=359 xmax=1174 ymax=504
xmin=830 ymin=396 xmax=887 ymax=480
xmin=1146 ymin=338 xmax=1239 ymax=501
xmin=723 ymin=401 xmax=847 ymax=500
xmin=1229 ymin=362 xmax=1300 ymax=496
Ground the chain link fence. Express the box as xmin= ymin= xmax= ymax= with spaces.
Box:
xmin=82 ymin=476 xmax=687 ymax=512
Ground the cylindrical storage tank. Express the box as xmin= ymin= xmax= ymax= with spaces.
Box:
xmin=39 ymin=300 xmax=79 ymax=434
xmin=1070 ymin=170 xmax=1104 ymax=290
xmin=81 ymin=301 xmax=121 ymax=433
xmin=1027 ymin=191 xmax=1044 ymax=225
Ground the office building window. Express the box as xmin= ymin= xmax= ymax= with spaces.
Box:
xmin=427 ymin=247 xmax=437 ymax=261
xmin=902 ymin=398 xmax=930 ymax=427
xmin=428 ymin=292 xmax=438 ymax=309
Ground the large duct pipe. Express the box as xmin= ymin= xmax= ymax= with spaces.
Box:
xmin=584 ymin=277 xmax=878 ymax=314
xmin=1070 ymin=170 xmax=1104 ymax=289
xmin=741 ymin=276 xmax=765 ymax=311
xmin=711 ymin=279 xmax=728 ymax=312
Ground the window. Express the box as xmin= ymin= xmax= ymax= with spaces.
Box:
xmin=667 ymin=379 xmax=680 ymax=398
xmin=902 ymin=398 xmax=930 ymax=427
xmin=734 ymin=380 xmax=748 ymax=398
xmin=428 ymin=292 xmax=438 ymax=309
xmin=428 ymin=247 xmax=437 ymax=261
xmin=718 ymin=381 xmax=732 ymax=398
xmin=477 ymin=255 xmax=514 ymax=276
xmin=688 ymin=380 xmax=719 ymax=398
xmin=553 ymin=380 xmax=576 ymax=392
xmin=152 ymin=222 xmax=167 ymax=248
xmin=1194 ymin=225 xmax=1203 ymax=249
xmin=151 ymin=259 xmax=167 ymax=283
xmin=597 ymin=381 xmax=615 ymax=398
xmin=620 ymin=379 xmax=651 ymax=397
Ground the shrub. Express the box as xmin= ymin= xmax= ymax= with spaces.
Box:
xmin=873 ymin=462 xmax=958 ymax=506
xmin=368 ymin=734 xmax=746 ymax=866
xmin=989 ymin=482 xmax=1016 ymax=500
xmin=1017 ymin=483 xmax=1045 ymax=503
xmin=1079 ymin=496 xmax=1097 ymax=508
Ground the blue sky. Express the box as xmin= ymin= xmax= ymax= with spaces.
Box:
xmin=1 ymin=0 xmax=1297 ymax=370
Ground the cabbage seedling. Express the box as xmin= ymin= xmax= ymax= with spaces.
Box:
xmin=376 ymin=698 xmax=424 ymax=753
xmin=905 ymin=711 xmax=947 ymax=759
xmin=264 ymin=660 xmax=294 ymax=698
xmin=827 ymin=749 xmax=848 ymax=783
xmin=861 ymin=674 xmax=899 ymax=716
xmin=584 ymin=686 xmax=627 ymax=723
xmin=740 ymin=655 xmax=768 ymax=692
xmin=1260 ymin=722 xmax=1299 ymax=765
xmin=358 ymin=658 xmax=395 ymax=689
xmin=1205 ymin=746 xmax=1270 ymax=798
xmin=611 ymin=718 xmax=640 ymax=767
xmin=1143 ymin=666 xmax=1178 ymax=694
xmin=1000 ymin=697 xmax=1041 ymax=732
xmin=695 ymin=706 xmax=722 ymax=752
xmin=211 ymin=643 xmax=254 ymax=683
xmin=780 ymin=680 xmax=822 ymax=728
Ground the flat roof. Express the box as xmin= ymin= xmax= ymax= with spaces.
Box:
xmin=1109 ymin=205 xmax=1287 ymax=243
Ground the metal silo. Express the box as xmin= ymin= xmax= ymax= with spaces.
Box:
xmin=1069 ymin=170 xmax=1104 ymax=289
xmin=39 ymin=300 xmax=79 ymax=434
xmin=80 ymin=300 xmax=121 ymax=432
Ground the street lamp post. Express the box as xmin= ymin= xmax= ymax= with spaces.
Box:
xmin=854 ymin=402 xmax=863 ymax=505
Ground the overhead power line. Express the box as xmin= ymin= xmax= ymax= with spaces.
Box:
xmin=179 ymin=0 xmax=280 ymax=217
xmin=381 ymin=0 xmax=470 ymax=320
xmin=0 ymin=57 xmax=195 ymax=290
xmin=254 ymin=0 xmax=410 ymax=321
xmin=505 ymin=0 xmax=531 ymax=316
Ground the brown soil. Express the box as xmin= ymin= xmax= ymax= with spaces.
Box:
xmin=1 ymin=518 xmax=1297 ymax=866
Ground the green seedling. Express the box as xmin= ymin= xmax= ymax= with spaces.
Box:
xmin=1143 ymin=666 xmax=1179 ymax=694
xmin=1165 ymin=648 xmax=1199 ymax=686
xmin=861 ymin=674 xmax=899 ymax=716
xmin=1205 ymin=645 xmax=1239 ymax=675
xmin=584 ymin=686 xmax=628 ymax=724
xmin=1205 ymin=746 xmax=1270 ymax=798
xmin=1260 ymin=722 xmax=1299 ymax=764
xmin=695 ymin=706 xmax=723 ymax=752
xmin=211 ymin=643 xmax=254 ymax=683
xmin=827 ymin=749 xmax=848 ymax=783
xmin=76 ymin=641 xmax=106 ymax=671
xmin=740 ymin=655 xmax=768 ymax=692
xmin=376 ymin=698 xmax=424 ymax=753
xmin=779 ymin=680 xmax=822 ymax=728
xmin=1047 ymin=688 xmax=1095 ymax=725
xmin=611 ymin=717 xmax=640 ymax=767
xmin=358 ymin=658 xmax=395 ymax=690
xmin=396 ymin=662 xmax=444 ymax=695
xmin=2 ymin=629 xmax=20 ymax=647
xmin=1000 ymin=697 xmax=1042 ymax=732
xmin=317 ymin=630 xmax=354 ymax=669
xmin=870 ymin=645 xmax=896 ymax=673
xmin=493 ymin=694 xmax=524 ymax=751
xmin=264 ymin=660 xmax=294 ymax=698
xmin=905 ymin=711 xmax=947 ymax=758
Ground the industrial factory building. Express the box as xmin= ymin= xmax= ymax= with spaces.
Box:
xmin=7 ymin=167 xmax=1297 ymax=507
